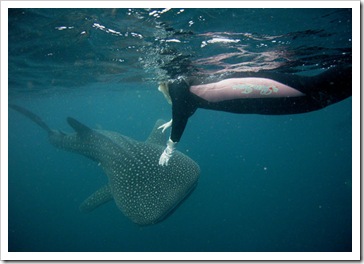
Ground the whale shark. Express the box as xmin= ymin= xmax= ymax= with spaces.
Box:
xmin=9 ymin=105 xmax=200 ymax=225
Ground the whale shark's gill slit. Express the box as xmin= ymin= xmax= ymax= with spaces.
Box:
xmin=10 ymin=105 xmax=200 ymax=225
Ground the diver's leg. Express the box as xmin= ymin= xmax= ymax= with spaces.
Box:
xmin=306 ymin=66 xmax=352 ymax=107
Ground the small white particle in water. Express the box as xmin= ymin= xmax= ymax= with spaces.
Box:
xmin=55 ymin=26 xmax=67 ymax=30
xmin=160 ymin=8 xmax=171 ymax=14
xmin=165 ymin=39 xmax=181 ymax=43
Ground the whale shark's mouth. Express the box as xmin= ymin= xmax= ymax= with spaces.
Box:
xmin=147 ymin=181 xmax=198 ymax=226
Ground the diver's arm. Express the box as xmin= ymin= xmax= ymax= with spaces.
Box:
xmin=159 ymin=138 xmax=177 ymax=166
xmin=158 ymin=113 xmax=189 ymax=166
xmin=158 ymin=78 xmax=197 ymax=166
xmin=159 ymin=94 xmax=192 ymax=166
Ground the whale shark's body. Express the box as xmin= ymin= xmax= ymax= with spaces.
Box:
xmin=10 ymin=105 xmax=200 ymax=225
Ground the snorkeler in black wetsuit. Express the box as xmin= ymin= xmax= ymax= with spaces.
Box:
xmin=158 ymin=66 xmax=352 ymax=166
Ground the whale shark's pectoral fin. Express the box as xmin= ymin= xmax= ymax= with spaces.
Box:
xmin=79 ymin=185 xmax=113 ymax=213
xmin=145 ymin=119 xmax=167 ymax=146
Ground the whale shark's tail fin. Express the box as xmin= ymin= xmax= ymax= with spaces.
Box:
xmin=9 ymin=104 xmax=52 ymax=134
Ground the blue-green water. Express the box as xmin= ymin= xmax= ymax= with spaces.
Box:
xmin=8 ymin=8 xmax=352 ymax=252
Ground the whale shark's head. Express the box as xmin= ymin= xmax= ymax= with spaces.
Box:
xmin=98 ymin=127 xmax=200 ymax=225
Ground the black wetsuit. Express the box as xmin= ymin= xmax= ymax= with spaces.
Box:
xmin=168 ymin=66 xmax=352 ymax=143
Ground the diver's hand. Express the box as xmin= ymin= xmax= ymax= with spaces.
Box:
xmin=159 ymin=138 xmax=177 ymax=166
xmin=158 ymin=119 xmax=172 ymax=133
xmin=159 ymin=150 xmax=172 ymax=166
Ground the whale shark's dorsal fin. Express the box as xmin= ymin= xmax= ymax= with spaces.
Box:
xmin=67 ymin=117 xmax=92 ymax=135
xmin=145 ymin=119 xmax=167 ymax=146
